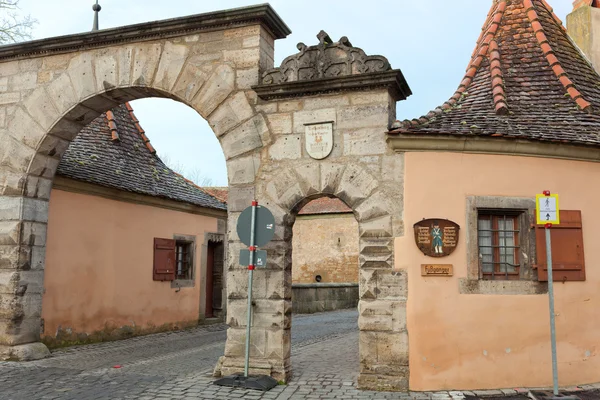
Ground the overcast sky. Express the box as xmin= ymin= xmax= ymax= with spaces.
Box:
xmin=16 ymin=0 xmax=573 ymax=186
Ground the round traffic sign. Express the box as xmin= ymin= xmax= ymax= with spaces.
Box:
xmin=236 ymin=205 xmax=275 ymax=247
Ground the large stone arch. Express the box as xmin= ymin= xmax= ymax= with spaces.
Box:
xmin=0 ymin=5 xmax=287 ymax=361
xmin=0 ymin=5 xmax=412 ymax=392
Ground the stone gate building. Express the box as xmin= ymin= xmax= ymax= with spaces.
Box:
xmin=1 ymin=0 xmax=600 ymax=392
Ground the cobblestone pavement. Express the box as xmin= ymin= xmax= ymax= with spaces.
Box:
xmin=1 ymin=309 xmax=599 ymax=399
xmin=0 ymin=309 xmax=366 ymax=399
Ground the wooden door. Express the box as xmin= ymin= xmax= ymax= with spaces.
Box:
xmin=205 ymin=241 xmax=215 ymax=318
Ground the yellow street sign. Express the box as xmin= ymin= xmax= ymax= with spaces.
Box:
xmin=536 ymin=193 xmax=560 ymax=225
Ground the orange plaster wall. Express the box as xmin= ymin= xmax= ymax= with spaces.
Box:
xmin=41 ymin=189 xmax=219 ymax=338
xmin=399 ymin=152 xmax=600 ymax=391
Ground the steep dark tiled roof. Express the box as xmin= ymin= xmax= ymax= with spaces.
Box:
xmin=389 ymin=0 xmax=600 ymax=147
xmin=57 ymin=103 xmax=226 ymax=211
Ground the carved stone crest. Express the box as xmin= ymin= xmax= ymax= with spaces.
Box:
xmin=305 ymin=122 xmax=333 ymax=160
xmin=261 ymin=30 xmax=392 ymax=85
xmin=413 ymin=219 xmax=460 ymax=257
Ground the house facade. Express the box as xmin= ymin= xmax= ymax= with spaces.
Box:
xmin=384 ymin=0 xmax=600 ymax=390
xmin=41 ymin=104 xmax=227 ymax=347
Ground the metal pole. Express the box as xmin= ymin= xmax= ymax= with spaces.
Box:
xmin=244 ymin=201 xmax=258 ymax=378
xmin=92 ymin=1 xmax=101 ymax=31
xmin=546 ymin=226 xmax=559 ymax=396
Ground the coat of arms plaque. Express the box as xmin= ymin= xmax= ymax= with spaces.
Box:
xmin=413 ymin=219 xmax=460 ymax=257
xmin=305 ymin=122 xmax=333 ymax=160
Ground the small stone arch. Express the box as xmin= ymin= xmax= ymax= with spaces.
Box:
xmin=217 ymin=160 xmax=406 ymax=386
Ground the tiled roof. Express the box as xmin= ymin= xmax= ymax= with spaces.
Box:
xmin=57 ymin=103 xmax=227 ymax=211
xmin=200 ymin=187 xmax=350 ymax=215
xmin=298 ymin=197 xmax=352 ymax=215
xmin=389 ymin=0 xmax=600 ymax=147
xmin=202 ymin=187 xmax=229 ymax=203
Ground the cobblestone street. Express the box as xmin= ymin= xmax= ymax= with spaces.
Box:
xmin=2 ymin=309 xmax=598 ymax=399
xmin=0 ymin=309 xmax=373 ymax=400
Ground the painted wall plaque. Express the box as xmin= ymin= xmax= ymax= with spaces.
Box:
xmin=421 ymin=264 xmax=453 ymax=276
xmin=413 ymin=219 xmax=460 ymax=257
xmin=305 ymin=122 xmax=333 ymax=160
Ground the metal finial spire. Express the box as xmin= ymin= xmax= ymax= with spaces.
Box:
xmin=92 ymin=0 xmax=101 ymax=31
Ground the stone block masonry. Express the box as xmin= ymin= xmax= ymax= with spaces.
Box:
xmin=0 ymin=6 xmax=412 ymax=392
xmin=0 ymin=4 xmax=289 ymax=364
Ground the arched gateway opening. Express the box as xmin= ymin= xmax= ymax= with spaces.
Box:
xmin=0 ymin=4 xmax=411 ymax=391
xmin=40 ymin=98 xmax=228 ymax=347
xmin=290 ymin=195 xmax=360 ymax=381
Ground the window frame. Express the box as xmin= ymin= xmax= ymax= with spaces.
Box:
xmin=171 ymin=234 xmax=196 ymax=288
xmin=477 ymin=211 xmax=521 ymax=281
xmin=462 ymin=196 xmax=547 ymax=295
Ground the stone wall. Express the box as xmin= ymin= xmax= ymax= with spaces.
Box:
xmin=0 ymin=9 xmax=411 ymax=391
xmin=567 ymin=4 xmax=600 ymax=71
xmin=292 ymin=213 xmax=359 ymax=284
xmin=220 ymin=87 xmax=408 ymax=390
xmin=292 ymin=283 xmax=359 ymax=314
xmin=0 ymin=7 xmax=283 ymax=362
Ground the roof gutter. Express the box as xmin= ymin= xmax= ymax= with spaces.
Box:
xmin=387 ymin=133 xmax=600 ymax=163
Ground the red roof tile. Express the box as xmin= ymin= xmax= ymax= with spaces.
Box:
xmin=202 ymin=187 xmax=229 ymax=203
xmin=390 ymin=0 xmax=600 ymax=147
xmin=200 ymin=187 xmax=351 ymax=215
xmin=298 ymin=197 xmax=352 ymax=215
xmin=125 ymin=102 xmax=156 ymax=154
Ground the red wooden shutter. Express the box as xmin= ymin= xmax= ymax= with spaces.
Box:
xmin=535 ymin=210 xmax=585 ymax=282
xmin=153 ymin=238 xmax=176 ymax=281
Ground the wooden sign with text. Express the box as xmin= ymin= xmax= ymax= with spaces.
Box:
xmin=421 ymin=264 xmax=453 ymax=277
xmin=413 ymin=219 xmax=460 ymax=257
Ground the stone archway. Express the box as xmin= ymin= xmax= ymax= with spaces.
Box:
xmin=214 ymin=29 xmax=411 ymax=391
xmin=0 ymin=5 xmax=287 ymax=360
xmin=220 ymin=158 xmax=408 ymax=390
xmin=0 ymin=5 xmax=411 ymax=391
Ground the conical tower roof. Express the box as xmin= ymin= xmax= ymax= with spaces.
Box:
xmin=389 ymin=0 xmax=600 ymax=147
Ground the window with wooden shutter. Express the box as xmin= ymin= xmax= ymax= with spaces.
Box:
xmin=535 ymin=210 xmax=585 ymax=282
xmin=153 ymin=238 xmax=176 ymax=281
xmin=478 ymin=212 xmax=521 ymax=280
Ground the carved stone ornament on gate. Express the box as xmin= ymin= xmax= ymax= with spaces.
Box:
xmin=305 ymin=121 xmax=333 ymax=159
xmin=261 ymin=30 xmax=392 ymax=84
xmin=413 ymin=219 xmax=460 ymax=257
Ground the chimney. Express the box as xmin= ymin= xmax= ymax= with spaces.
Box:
xmin=567 ymin=0 xmax=600 ymax=71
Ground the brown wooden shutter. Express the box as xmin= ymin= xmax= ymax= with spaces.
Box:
xmin=535 ymin=210 xmax=585 ymax=282
xmin=153 ymin=238 xmax=176 ymax=281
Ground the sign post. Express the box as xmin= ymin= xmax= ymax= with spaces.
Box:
xmin=536 ymin=191 xmax=560 ymax=397
xmin=214 ymin=201 xmax=276 ymax=391
xmin=243 ymin=201 xmax=258 ymax=378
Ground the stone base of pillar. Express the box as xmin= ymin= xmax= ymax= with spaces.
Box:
xmin=214 ymin=356 xmax=290 ymax=383
xmin=0 ymin=343 xmax=51 ymax=361
xmin=357 ymin=370 xmax=409 ymax=392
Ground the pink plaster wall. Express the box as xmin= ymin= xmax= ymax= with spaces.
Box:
xmin=399 ymin=152 xmax=600 ymax=391
xmin=41 ymin=189 xmax=219 ymax=339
